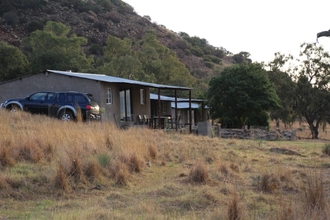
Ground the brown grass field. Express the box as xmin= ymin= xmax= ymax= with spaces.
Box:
xmin=0 ymin=110 xmax=329 ymax=220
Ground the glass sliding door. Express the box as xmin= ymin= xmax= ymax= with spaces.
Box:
xmin=120 ymin=89 xmax=132 ymax=121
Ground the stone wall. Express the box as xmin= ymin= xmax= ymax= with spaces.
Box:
xmin=213 ymin=127 xmax=296 ymax=141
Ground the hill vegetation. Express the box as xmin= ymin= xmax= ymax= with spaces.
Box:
xmin=0 ymin=0 xmax=252 ymax=97
xmin=0 ymin=110 xmax=329 ymax=219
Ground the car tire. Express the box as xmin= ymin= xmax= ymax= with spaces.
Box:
xmin=8 ymin=104 xmax=20 ymax=112
xmin=59 ymin=110 xmax=74 ymax=121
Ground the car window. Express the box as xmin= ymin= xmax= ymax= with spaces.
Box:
xmin=46 ymin=93 xmax=56 ymax=100
xmin=59 ymin=93 xmax=65 ymax=100
xmin=30 ymin=92 xmax=47 ymax=101
xmin=73 ymin=94 xmax=87 ymax=104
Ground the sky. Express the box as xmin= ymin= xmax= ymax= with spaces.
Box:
xmin=123 ymin=0 xmax=330 ymax=64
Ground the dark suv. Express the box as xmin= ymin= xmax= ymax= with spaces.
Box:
xmin=0 ymin=91 xmax=100 ymax=121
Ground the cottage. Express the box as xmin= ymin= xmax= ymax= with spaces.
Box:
xmin=0 ymin=70 xmax=194 ymax=131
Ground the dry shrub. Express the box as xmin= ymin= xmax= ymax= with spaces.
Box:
xmin=148 ymin=144 xmax=158 ymax=160
xmin=160 ymin=157 xmax=166 ymax=166
xmin=114 ymin=162 xmax=129 ymax=186
xmin=76 ymin=107 xmax=83 ymax=122
xmin=189 ymin=160 xmax=209 ymax=184
xmin=0 ymin=147 xmax=15 ymax=168
xmin=0 ymin=175 xmax=9 ymax=190
xmin=129 ymin=153 xmax=143 ymax=173
xmin=259 ymin=173 xmax=279 ymax=193
xmin=43 ymin=144 xmax=55 ymax=162
xmin=227 ymin=195 xmax=243 ymax=220
xmin=302 ymin=172 xmax=326 ymax=213
xmin=18 ymin=141 xmax=44 ymax=163
xmin=54 ymin=164 xmax=69 ymax=191
xmin=230 ymin=163 xmax=240 ymax=173
xmin=70 ymin=157 xmax=86 ymax=183
xmin=84 ymin=159 xmax=100 ymax=180
xmin=219 ymin=163 xmax=230 ymax=176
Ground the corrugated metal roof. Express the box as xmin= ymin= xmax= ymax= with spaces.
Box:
xmin=171 ymin=102 xmax=200 ymax=109
xmin=150 ymin=93 xmax=206 ymax=102
xmin=150 ymin=93 xmax=186 ymax=101
xmin=47 ymin=70 xmax=192 ymax=90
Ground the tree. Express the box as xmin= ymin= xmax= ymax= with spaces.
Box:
xmin=97 ymin=35 xmax=145 ymax=80
xmin=137 ymin=31 xmax=195 ymax=87
xmin=293 ymin=43 xmax=330 ymax=139
xmin=270 ymin=43 xmax=330 ymax=139
xmin=0 ymin=41 xmax=29 ymax=82
xmin=268 ymin=53 xmax=296 ymax=128
xmin=207 ymin=63 xmax=280 ymax=128
xmin=23 ymin=21 xmax=92 ymax=73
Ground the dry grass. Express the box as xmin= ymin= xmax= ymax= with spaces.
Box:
xmin=0 ymin=110 xmax=329 ymax=219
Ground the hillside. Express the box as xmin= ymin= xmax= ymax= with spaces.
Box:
xmin=0 ymin=0 xmax=239 ymax=92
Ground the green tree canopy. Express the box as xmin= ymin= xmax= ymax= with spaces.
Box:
xmin=137 ymin=31 xmax=195 ymax=87
xmin=23 ymin=21 xmax=92 ymax=73
xmin=97 ymin=35 xmax=145 ymax=80
xmin=0 ymin=41 xmax=29 ymax=82
xmin=207 ymin=63 xmax=280 ymax=128
xmin=267 ymin=52 xmax=297 ymax=127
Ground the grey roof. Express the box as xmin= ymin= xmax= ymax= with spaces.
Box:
xmin=171 ymin=102 xmax=200 ymax=109
xmin=150 ymin=93 xmax=206 ymax=102
xmin=47 ymin=70 xmax=192 ymax=90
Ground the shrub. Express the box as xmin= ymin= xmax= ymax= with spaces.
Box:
xmin=70 ymin=157 xmax=85 ymax=182
xmin=323 ymin=144 xmax=330 ymax=156
xmin=93 ymin=21 xmax=107 ymax=32
xmin=85 ymin=160 xmax=100 ymax=180
xmin=98 ymin=154 xmax=110 ymax=168
xmin=204 ymin=61 xmax=214 ymax=69
xmin=258 ymin=173 xmax=279 ymax=193
xmin=148 ymin=144 xmax=157 ymax=160
xmin=189 ymin=160 xmax=209 ymax=184
xmin=191 ymin=46 xmax=204 ymax=57
xmin=54 ymin=164 xmax=69 ymax=191
xmin=0 ymin=147 xmax=15 ymax=169
xmin=113 ymin=162 xmax=129 ymax=186
xmin=3 ymin=11 xmax=19 ymax=25
xmin=27 ymin=20 xmax=44 ymax=33
xmin=227 ymin=195 xmax=243 ymax=220
xmin=302 ymin=172 xmax=326 ymax=212
xmin=129 ymin=153 xmax=143 ymax=173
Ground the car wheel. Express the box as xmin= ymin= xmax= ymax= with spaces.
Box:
xmin=8 ymin=104 xmax=20 ymax=112
xmin=59 ymin=110 xmax=74 ymax=121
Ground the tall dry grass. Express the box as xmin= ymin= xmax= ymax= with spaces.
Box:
xmin=0 ymin=110 xmax=329 ymax=219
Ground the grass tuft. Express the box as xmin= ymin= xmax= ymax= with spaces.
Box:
xmin=189 ymin=160 xmax=209 ymax=184
xmin=323 ymin=143 xmax=330 ymax=156
xmin=227 ymin=195 xmax=243 ymax=220
xmin=54 ymin=164 xmax=69 ymax=191
xmin=259 ymin=173 xmax=279 ymax=193
xmin=148 ymin=144 xmax=158 ymax=160
xmin=0 ymin=147 xmax=15 ymax=168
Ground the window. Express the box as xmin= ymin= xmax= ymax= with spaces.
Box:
xmin=140 ymin=89 xmax=145 ymax=104
xmin=106 ymin=88 xmax=112 ymax=104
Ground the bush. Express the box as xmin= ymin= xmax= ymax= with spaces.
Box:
xmin=204 ymin=61 xmax=214 ymax=69
xmin=93 ymin=21 xmax=107 ymax=31
xmin=191 ymin=46 xmax=204 ymax=57
xmin=98 ymin=154 xmax=110 ymax=168
xmin=189 ymin=160 xmax=209 ymax=184
xmin=89 ymin=44 xmax=102 ymax=55
xmin=27 ymin=20 xmax=44 ymax=33
xmin=323 ymin=144 xmax=330 ymax=156
xmin=3 ymin=11 xmax=19 ymax=25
